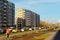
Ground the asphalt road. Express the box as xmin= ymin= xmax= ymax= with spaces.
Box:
xmin=53 ymin=30 xmax=60 ymax=40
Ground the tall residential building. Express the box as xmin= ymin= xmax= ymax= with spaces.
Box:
xmin=57 ymin=20 xmax=60 ymax=27
xmin=0 ymin=0 xmax=15 ymax=29
xmin=16 ymin=8 xmax=40 ymax=29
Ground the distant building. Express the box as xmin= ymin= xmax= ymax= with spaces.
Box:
xmin=16 ymin=8 xmax=40 ymax=29
xmin=0 ymin=0 xmax=15 ymax=29
xmin=57 ymin=20 xmax=60 ymax=27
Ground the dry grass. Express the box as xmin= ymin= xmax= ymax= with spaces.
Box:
xmin=33 ymin=34 xmax=50 ymax=40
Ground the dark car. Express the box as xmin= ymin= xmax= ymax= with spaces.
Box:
xmin=0 ymin=29 xmax=6 ymax=34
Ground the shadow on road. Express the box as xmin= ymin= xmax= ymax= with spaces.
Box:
xmin=53 ymin=30 xmax=60 ymax=40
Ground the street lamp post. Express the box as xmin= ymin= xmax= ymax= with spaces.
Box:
xmin=16 ymin=20 xmax=18 ymax=30
xmin=21 ymin=22 xmax=22 ymax=29
xmin=21 ymin=20 xmax=23 ymax=29
xmin=34 ymin=14 xmax=36 ymax=31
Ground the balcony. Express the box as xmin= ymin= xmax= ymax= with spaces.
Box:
xmin=4 ymin=14 xmax=6 ymax=15
xmin=4 ymin=10 xmax=7 ymax=12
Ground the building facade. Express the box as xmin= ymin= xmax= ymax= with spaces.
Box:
xmin=16 ymin=8 xmax=40 ymax=29
xmin=0 ymin=0 xmax=15 ymax=29
xmin=57 ymin=20 xmax=60 ymax=27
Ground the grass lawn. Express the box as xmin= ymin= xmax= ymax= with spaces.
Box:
xmin=33 ymin=33 xmax=50 ymax=40
xmin=0 ymin=30 xmax=52 ymax=40
xmin=0 ymin=34 xmax=6 ymax=37
xmin=0 ymin=29 xmax=51 ymax=38
xmin=0 ymin=30 xmax=35 ymax=37
xmin=0 ymin=29 xmax=46 ymax=37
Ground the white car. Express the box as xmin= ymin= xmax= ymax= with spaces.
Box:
xmin=21 ymin=29 xmax=24 ymax=32
xmin=29 ymin=28 xmax=32 ymax=30
xmin=39 ymin=28 xmax=41 ymax=29
xmin=9 ymin=28 xmax=12 ymax=31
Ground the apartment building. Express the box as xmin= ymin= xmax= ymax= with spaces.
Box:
xmin=16 ymin=8 xmax=40 ymax=29
xmin=0 ymin=0 xmax=15 ymax=29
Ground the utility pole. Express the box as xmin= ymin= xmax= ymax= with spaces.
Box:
xmin=21 ymin=21 xmax=22 ymax=29
xmin=34 ymin=14 xmax=36 ymax=31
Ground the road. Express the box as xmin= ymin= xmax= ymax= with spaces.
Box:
xmin=53 ymin=30 xmax=60 ymax=40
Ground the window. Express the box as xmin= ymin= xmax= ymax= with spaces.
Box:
xmin=0 ymin=16 xmax=2 ymax=18
xmin=3 ymin=24 xmax=6 ymax=26
xmin=0 ymin=13 xmax=1 ymax=14
xmin=4 ymin=6 xmax=7 ymax=8
xmin=4 ymin=3 xmax=7 ymax=5
xmin=4 ymin=8 xmax=6 ymax=10
xmin=4 ymin=10 xmax=6 ymax=12
xmin=4 ymin=15 xmax=6 ymax=17
xmin=0 ymin=24 xmax=2 ymax=26
xmin=4 ymin=17 xmax=6 ymax=19
xmin=4 ymin=21 xmax=7 ymax=22
xmin=0 ymin=9 xmax=1 ymax=10
xmin=4 ymin=14 xmax=6 ymax=15
xmin=4 ymin=12 xmax=6 ymax=13
xmin=0 ymin=20 xmax=1 ymax=22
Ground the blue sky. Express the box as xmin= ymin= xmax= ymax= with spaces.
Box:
xmin=8 ymin=0 xmax=60 ymax=24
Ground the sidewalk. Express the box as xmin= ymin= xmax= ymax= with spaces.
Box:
xmin=45 ymin=32 xmax=57 ymax=40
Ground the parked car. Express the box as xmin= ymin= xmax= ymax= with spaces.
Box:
xmin=20 ymin=29 xmax=24 ymax=32
xmin=29 ymin=28 xmax=32 ymax=31
xmin=12 ymin=29 xmax=20 ymax=33
xmin=9 ymin=27 xmax=14 ymax=32
xmin=0 ymin=29 xmax=6 ymax=34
